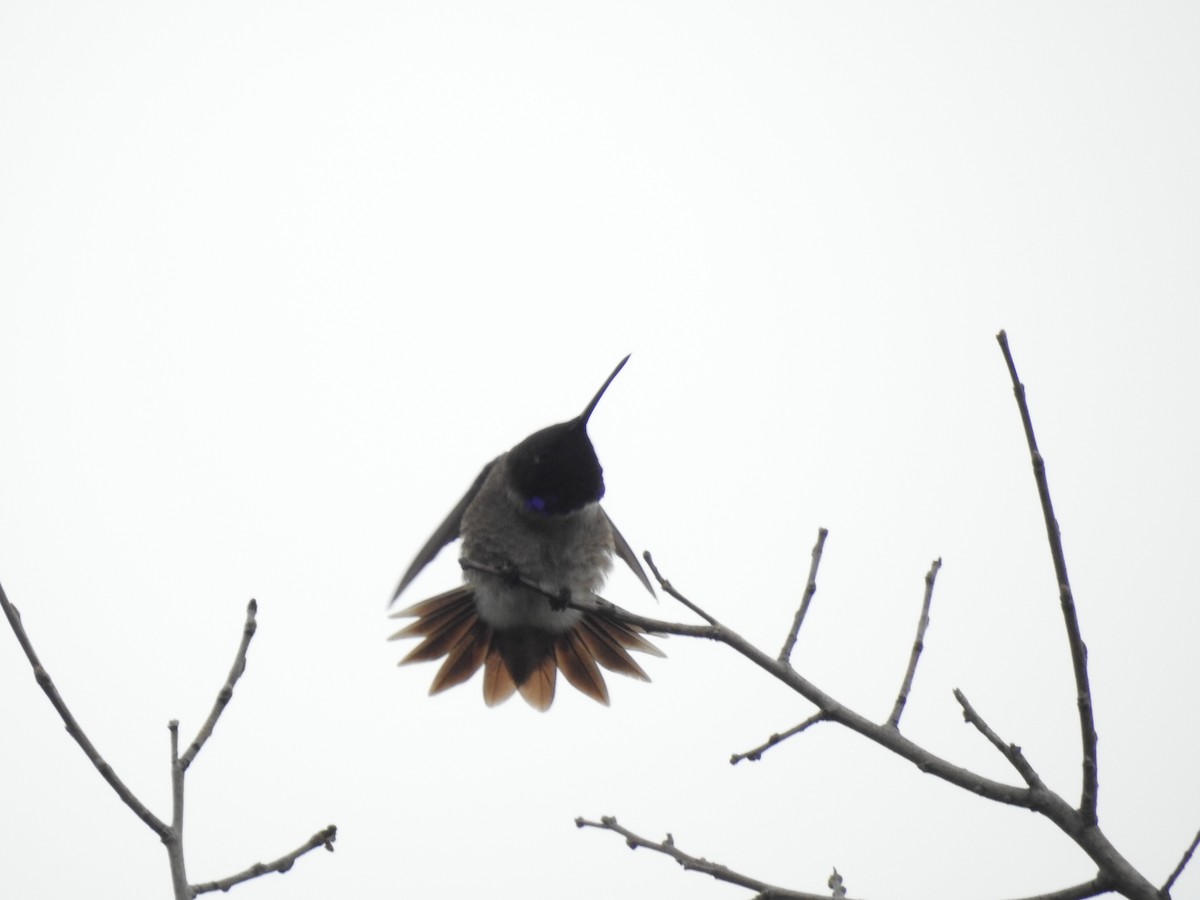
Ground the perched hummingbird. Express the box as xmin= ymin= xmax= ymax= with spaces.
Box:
xmin=389 ymin=355 xmax=663 ymax=711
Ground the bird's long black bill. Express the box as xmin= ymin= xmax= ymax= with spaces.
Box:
xmin=578 ymin=354 xmax=631 ymax=427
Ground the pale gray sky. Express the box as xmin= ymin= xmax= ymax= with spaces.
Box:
xmin=2 ymin=3 xmax=1198 ymax=899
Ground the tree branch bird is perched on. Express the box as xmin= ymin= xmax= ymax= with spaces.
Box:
xmin=389 ymin=355 xmax=663 ymax=710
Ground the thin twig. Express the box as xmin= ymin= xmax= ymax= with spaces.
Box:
xmin=575 ymin=817 xmax=829 ymax=900
xmin=180 ymin=599 xmax=258 ymax=771
xmin=581 ymin=815 xmax=1116 ymax=900
xmin=1162 ymin=826 xmax=1200 ymax=895
xmin=997 ymin=330 xmax=1099 ymax=824
xmin=886 ymin=558 xmax=943 ymax=730
xmin=996 ymin=876 xmax=1114 ymax=900
xmin=453 ymin=558 xmax=688 ymax=641
xmin=0 ymin=579 xmax=171 ymax=840
xmin=458 ymin=554 xmax=716 ymax=636
xmin=190 ymin=826 xmax=338 ymax=895
xmin=953 ymin=689 xmax=1045 ymax=790
xmin=778 ymin=528 xmax=829 ymax=664
xmin=643 ymin=551 xmax=719 ymax=625
xmin=458 ymin=558 xmax=565 ymax=604
xmin=168 ymin=720 xmax=189 ymax=898
xmin=730 ymin=712 xmax=828 ymax=765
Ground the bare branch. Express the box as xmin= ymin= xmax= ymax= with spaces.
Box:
xmin=575 ymin=817 xmax=830 ymax=900
xmin=643 ymin=551 xmax=719 ymax=625
xmin=778 ymin=528 xmax=829 ymax=665
xmin=581 ymin=813 xmax=1118 ymax=900
xmin=168 ymin=721 xmax=189 ymax=898
xmin=1162 ymin=826 xmax=1200 ymax=896
xmin=953 ymin=689 xmax=1045 ymax=790
xmin=731 ymin=712 xmax=828 ymax=765
xmin=459 ymin=556 xmax=542 ymax=591
xmin=595 ymin=555 xmax=1165 ymax=899
xmin=886 ymin=558 xmax=943 ymax=730
xmin=0 ymin=578 xmax=171 ymax=840
xmin=996 ymin=876 xmax=1114 ymax=900
xmin=578 ymin=336 xmax=1169 ymax=900
xmin=191 ymin=825 xmax=338 ymax=895
xmin=996 ymin=330 xmax=1099 ymax=824
xmin=3 ymin=585 xmax=335 ymax=896
xmin=587 ymin=563 xmax=1035 ymax=808
xmin=180 ymin=599 xmax=258 ymax=771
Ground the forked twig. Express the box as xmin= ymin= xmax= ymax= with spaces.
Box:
xmin=1 ymin=585 xmax=335 ymax=898
xmin=593 ymin=564 xmax=1030 ymax=802
xmin=886 ymin=558 xmax=943 ymax=730
xmin=778 ymin=528 xmax=829 ymax=664
xmin=996 ymin=330 xmax=1099 ymax=824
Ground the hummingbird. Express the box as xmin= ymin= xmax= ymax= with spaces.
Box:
xmin=389 ymin=354 xmax=663 ymax=710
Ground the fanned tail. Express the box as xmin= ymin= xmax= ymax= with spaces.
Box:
xmin=390 ymin=589 xmax=663 ymax=710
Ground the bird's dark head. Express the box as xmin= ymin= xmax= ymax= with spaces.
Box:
xmin=507 ymin=355 xmax=630 ymax=517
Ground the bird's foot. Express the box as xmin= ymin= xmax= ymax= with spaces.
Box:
xmin=495 ymin=560 xmax=523 ymax=585
xmin=550 ymin=587 xmax=572 ymax=612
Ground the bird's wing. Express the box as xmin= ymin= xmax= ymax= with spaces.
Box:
xmin=602 ymin=508 xmax=655 ymax=597
xmin=390 ymin=458 xmax=499 ymax=605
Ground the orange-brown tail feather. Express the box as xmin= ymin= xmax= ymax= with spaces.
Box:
xmin=391 ymin=588 xmax=663 ymax=709
xmin=483 ymin=646 xmax=519 ymax=707
xmin=555 ymin=629 xmax=609 ymax=705
xmin=398 ymin=604 xmax=477 ymax=663
xmin=429 ymin=626 xmax=492 ymax=694
xmin=517 ymin=655 xmax=557 ymax=711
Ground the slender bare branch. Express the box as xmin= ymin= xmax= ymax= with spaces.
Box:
xmin=458 ymin=558 xmax=568 ymax=604
xmin=180 ymin=599 xmax=258 ymax=771
xmin=996 ymin=330 xmax=1099 ymax=824
xmin=953 ymin=689 xmax=1045 ymax=789
xmin=778 ymin=528 xmax=829 ymax=664
xmin=996 ymin=876 xmax=1114 ymax=900
xmin=582 ymin=813 xmax=1117 ymax=900
xmin=0 ymin=578 xmax=171 ymax=840
xmin=578 ymin=336 xmax=1168 ymax=900
xmin=886 ymin=558 xmax=943 ymax=730
xmin=575 ymin=817 xmax=829 ymax=900
xmin=3 ymin=585 xmax=335 ymax=896
xmin=643 ymin=551 xmax=719 ymax=625
xmin=168 ymin=721 xmax=189 ymax=898
xmin=582 ymin=575 xmax=1034 ymax=807
xmin=590 ymin=556 xmax=1162 ymax=899
xmin=190 ymin=825 xmax=338 ymax=895
xmin=731 ymin=712 xmax=828 ymax=765
xmin=1162 ymin=826 xmax=1200 ymax=896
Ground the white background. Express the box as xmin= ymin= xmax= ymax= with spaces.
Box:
xmin=1 ymin=3 xmax=1197 ymax=898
